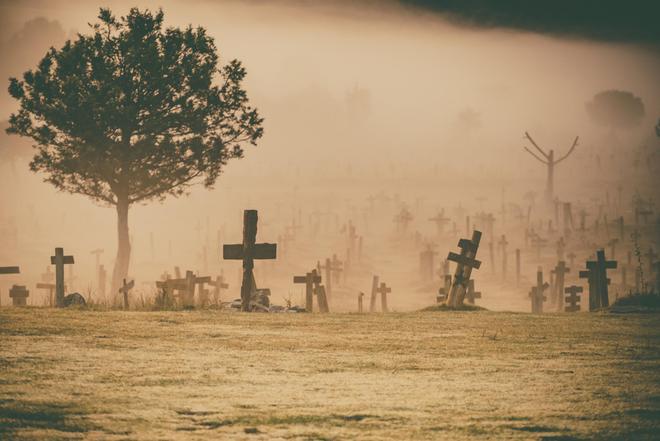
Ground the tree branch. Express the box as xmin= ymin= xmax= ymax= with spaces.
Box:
xmin=554 ymin=136 xmax=579 ymax=164
xmin=523 ymin=146 xmax=548 ymax=164
xmin=524 ymin=131 xmax=549 ymax=159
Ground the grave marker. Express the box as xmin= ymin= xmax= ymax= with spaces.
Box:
xmin=223 ymin=210 xmax=277 ymax=311
xmin=369 ymin=275 xmax=379 ymax=312
xmin=50 ymin=248 xmax=74 ymax=307
xmin=377 ymin=282 xmax=391 ymax=313
xmin=465 ymin=279 xmax=481 ymax=305
xmin=551 ymin=261 xmax=570 ymax=310
xmin=119 ymin=278 xmax=134 ymax=310
xmin=579 ymin=249 xmax=617 ymax=311
xmin=564 ymin=285 xmax=582 ymax=312
xmin=445 ymin=230 xmax=482 ymax=307
xmin=294 ymin=270 xmax=322 ymax=312
xmin=358 ymin=291 xmax=364 ymax=313
xmin=529 ymin=267 xmax=549 ymax=313
xmin=9 ymin=285 xmax=29 ymax=306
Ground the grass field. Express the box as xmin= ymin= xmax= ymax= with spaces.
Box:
xmin=1 ymin=308 xmax=659 ymax=440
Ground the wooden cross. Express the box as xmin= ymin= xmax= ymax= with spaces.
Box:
xmin=223 ymin=210 xmax=277 ymax=312
xmin=90 ymin=248 xmax=104 ymax=270
xmin=437 ymin=275 xmax=452 ymax=303
xmin=119 ymin=278 xmax=135 ymax=310
xmin=567 ymin=251 xmax=576 ymax=269
xmin=194 ymin=274 xmax=212 ymax=306
xmin=564 ymin=285 xmax=582 ymax=312
xmin=465 ymin=279 xmax=481 ymax=304
xmin=320 ymin=257 xmax=342 ymax=298
xmin=551 ymin=261 xmax=570 ymax=310
xmin=50 ymin=248 xmax=74 ymax=307
xmin=579 ymin=249 xmax=617 ymax=311
xmin=419 ymin=244 xmax=437 ymax=282
xmin=377 ymin=281 xmax=391 ymax=313
xmin=208 ymin=275 xmax=229 ymax=304
xmin=429 ymin=210 xmax=451 ymax=235
xmin=529 ymin=267 xmax=549 ymax=313
xmin=530 ymin=235 xmax=547 ymax=261
xmin=312 ymin=271 xmax=329 ymax=313
xmin=36 ymin=282 xmax=56 ymax=306
xmin=294 ymin=270 xmax=322 ymax=312
xmin=445 ymin=230 xmax=482 ymax=307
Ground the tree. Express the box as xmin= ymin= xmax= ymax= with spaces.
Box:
xmin=586 ymin=90 xmax=645 ymax=132
xmin=7 ymin=8 xmax=264 ymax=297
xmin=522 ymin=132 xmax=578 ymax=203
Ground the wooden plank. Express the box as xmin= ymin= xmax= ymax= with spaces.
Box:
xmin=223 ymin=244 xmax=243 ymax=259
xmin=253 ymin=243 xmax=277 ymax=259
xmin=0 ymin=266 xmax=20 ymax=274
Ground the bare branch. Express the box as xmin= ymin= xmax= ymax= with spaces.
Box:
xmin=524 ymin=131 xmax=549 ymax=159
xmin=554 ymin=136 xmax=579 ymax=164
xmin=523 ymin=146 xmax=548 ymax=164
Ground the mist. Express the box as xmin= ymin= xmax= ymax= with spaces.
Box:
xmin=0 ymin=0 xmax=658 ymax=312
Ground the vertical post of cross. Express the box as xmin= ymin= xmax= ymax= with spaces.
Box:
xmin=50 ymin=248 xmax=74 ymax=308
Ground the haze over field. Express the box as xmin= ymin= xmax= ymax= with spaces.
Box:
xmin=0 ymin=0 xmax=658 ymax=311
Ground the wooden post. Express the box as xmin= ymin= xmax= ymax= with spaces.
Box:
xmin=369 ymin=275 xmax=379 ymax=313
xmin=515 ymin=248 xmax=521 ymax=287
xmin=315 ymin=283 xmax=329 ymax=313
xmin=498 ymin=235 xmax=509 ymax=279
xmin=465 ymin=279 xmax=482 ymax=304
xmin=358 ymin=292 xmax=364 ymax=313
xmin=446 ymin=231 xmax=482 ymax=307
xmin=223 ymin=210 xmax=277 ymax=312
xmin=50 ymin=248 xmax=74 ymax=308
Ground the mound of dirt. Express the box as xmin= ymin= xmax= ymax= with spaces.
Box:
xmin=610 ymin=292 xmax=660 ymax=313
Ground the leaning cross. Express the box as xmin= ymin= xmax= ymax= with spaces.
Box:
xmin=564 ymin=285 xmax=583 ymax=312
xmin=579 ymin=249 xmax=616 ymax=311
xmin=119 ymin=278 xmax=135 ymax=310
xmin=445 ymin=230 xmax=482 ymax=307
xmin=223 ymin=210 xmax=277 ymax=312
xmin=50 ymin=248 xmax=74 ymax=307
xmin=294 ymin=269 xmax=322 ymax=312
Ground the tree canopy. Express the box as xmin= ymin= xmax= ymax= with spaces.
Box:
xmin=585 ymin=90 xmax=645 ymax=131
xmin=7 ymin=7 xmax=263 ymax=207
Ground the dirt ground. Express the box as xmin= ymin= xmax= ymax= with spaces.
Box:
xmin=1 ymin=308 xmax=659 ymax=440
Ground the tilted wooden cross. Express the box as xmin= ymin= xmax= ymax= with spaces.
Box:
xmin=579 ymin=249 xmax=616 ymax=311
xmin=465 ymin=279 xmax=482 ymax=305
xmin=194 ymin=274 xmax=212 ymax=306
xmin=119 ymin=278 xmax=135 ymax=310
xmin=445 ymin=230 xmax=482 ymax=307
xmin=377 ymin=281 xmax=391 ymax=313
xmin=564 ymin=285 xmax=582 ymax=312
xmin=312 ymin=271 xmax=329 ymax=313
xmin=223 ymin=210 xmax=277 ymax=312
xmin=529 ymin=267 xmax=549 ymax=314
xmin=294 ymin=269 xmax=322 ymax=312
xmin=50 ymin=248 xmax=74 ymax=307
xmin=551 ymin=261 xmax=570 ymax=310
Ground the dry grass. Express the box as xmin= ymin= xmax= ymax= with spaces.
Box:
xmin=1 ymin=308 xmax=659 ymax=440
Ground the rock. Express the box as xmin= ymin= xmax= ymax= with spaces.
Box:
xmin=63 ymin=292 xmax=86 ymax=307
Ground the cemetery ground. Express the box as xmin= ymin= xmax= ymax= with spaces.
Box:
xmin=1 ymin=309 xmax=659 ymax=440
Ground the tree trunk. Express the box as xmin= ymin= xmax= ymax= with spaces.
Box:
xmin=545 ymin=150 xmax=555 ymax=203
xmin=111 ymin=195 xmax=131 ymax=302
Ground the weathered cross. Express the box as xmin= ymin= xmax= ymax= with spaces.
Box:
xmin=119 ymin=278 xmax=135 ymax=310
xmin=313 ymin=272 xmax=329 ymax=313
xmin=579 ymin=249 xmax=617 ymax=311
xmin=465 ymin=279 xmax=482 ymax=305
xmin=294 ymin=269 xmax=322 ymax=312
xmin=377 ymin=281 xmax=391 ymax=313
xmin=223 ymin=210 xmax=277 ymax=311
xmin=551 ymin=261 xmax=570 ymax=310
xmin=394 ymin=207 xmax=413 ymax=233
xmin=50 ymin=248 xmax=74 ymax=307
xmin=90 ymin=248 xmax=104 ymax=269
xmin=564 ymin=285 xmax=582 ymax=312
xmin=320 ymin=257 xmax=342 ymax=298
xmin=9 ymin=285 xmax=29 ymax=306
xmin=429 ymin=210 xmax=451 ymax=236
xmin=529 ymin=267 xmax=549 ymax=313
xmin=607 ymin=238 xmax=619 ymax=259
xmin=445 ymin=230 xmax=482 ymax=307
